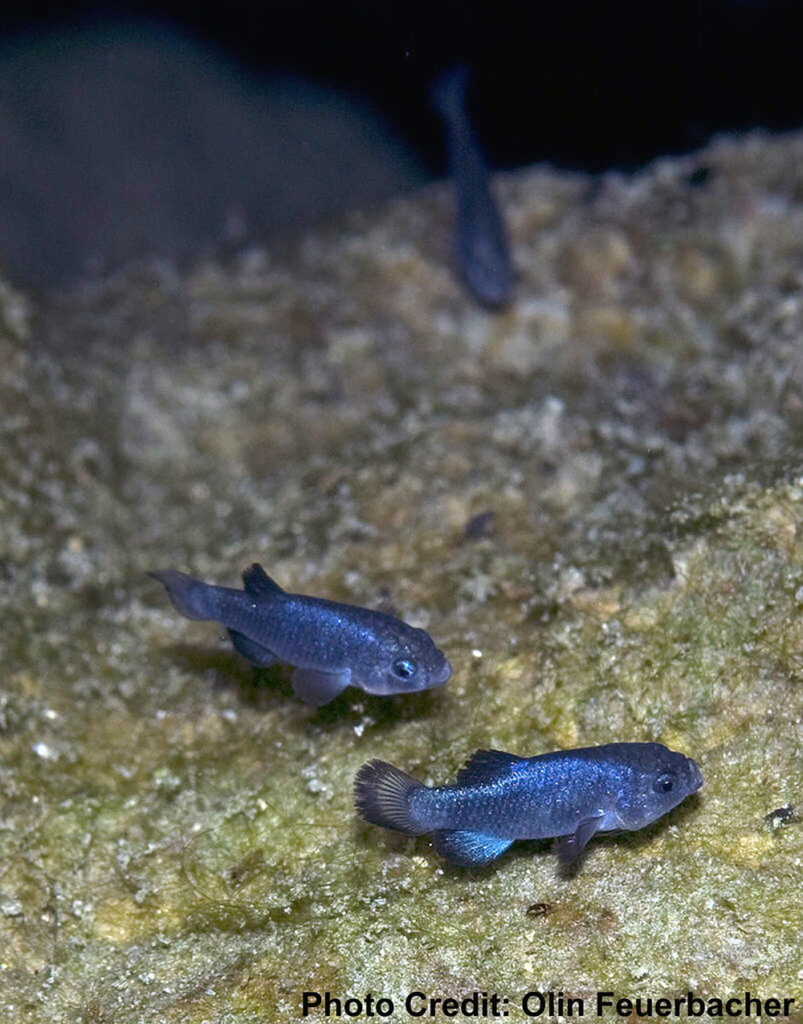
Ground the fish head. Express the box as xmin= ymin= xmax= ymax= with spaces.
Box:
xmin=613 ymin=743 xmax=703 ymax=831
xmin=464 ymin=231 xmax=513 ymax=308
xmin=361 ymin=624 xmax=452 ymax=697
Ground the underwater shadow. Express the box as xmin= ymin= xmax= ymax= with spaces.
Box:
xmin=355 ymin=791 xmax=705 ymax=880
xmin=307 ymin=686 xmax=449 ymax=734
xmin=163 ymin=642 xmax=294 ymax=711
xmin=555 ymin=791 xmax=705 ymax=879
xmin=161 ymin=642 xmax=450 ymax=727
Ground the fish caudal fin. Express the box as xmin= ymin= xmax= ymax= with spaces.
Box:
xmin=354 ymin=760 xmax=428 ymax=836
xmin=431 ymin=64 xmax=470 ymax=121
xmin=432 ymin=830 xmax=513 ymax=867
xmin=149 ymin=570 xmax=213 ymax=621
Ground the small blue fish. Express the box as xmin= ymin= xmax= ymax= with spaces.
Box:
xmin=355 ymin=742 xmax=702 ymax=867
xmin=150 ymin=564 xmax=452 ymax=706
xmin=432 ymin=65 xmax=514 ymax=307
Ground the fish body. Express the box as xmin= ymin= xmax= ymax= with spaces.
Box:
xmin=150 ymin=564 xmax=452 ymax=706
xmin=432 ymin=65 xmax=513 ymax=307
xmin=355 ymin=742 xmax=702 ymax=867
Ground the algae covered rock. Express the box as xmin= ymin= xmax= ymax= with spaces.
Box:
xmin=0 ymin=131 xmax=802 ymax=1023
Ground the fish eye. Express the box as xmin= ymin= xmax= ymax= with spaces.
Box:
xmin=654 ymin=772 xmax=676 ymax=794
xmin=392 ymin=658 xmax=417 ymax=680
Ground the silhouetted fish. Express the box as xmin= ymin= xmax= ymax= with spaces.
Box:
xmin=433 ymin=65 xmax=514 ymax=307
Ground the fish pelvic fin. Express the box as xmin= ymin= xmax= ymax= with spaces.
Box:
xmin=227 ymin=629 xmax=278 ymax=667
xmin=149 ymin=570 xmax=212 ymax=620
xmin=432 ymin=830 xmax=513 ymax=867
xmin=242 ymin=563 xmax=284 ymax=598
xmin=292 ymin=667 xmax=350 ymax=706
xmin=354 ymin=760 xmax=427 ymax=836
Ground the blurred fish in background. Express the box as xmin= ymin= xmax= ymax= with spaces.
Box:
xmin=432 ymin=65 xmax=513 ymax=308
xmin=0 ymin=19 xmax=426 ymax=290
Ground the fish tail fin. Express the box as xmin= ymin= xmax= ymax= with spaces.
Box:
xmin=354 ymin=759 xmax=428 ymax=835
xmin=431 ymin=64 xmax=470 ymax=121
xmin=149 ymin=570 xmax=214 ymax=621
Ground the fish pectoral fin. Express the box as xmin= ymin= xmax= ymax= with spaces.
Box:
xmin=556 ymin=814 xmax=605 ymax=867
xmin=227 ymin=630 xmax=278 ymax=667
xmin=291 ymin=667 xmax=351 ymax=706
xmin=432 ymin=830 xmax=514 ymax=867
xmin=241 ymin=563 xmax=284 ymax=598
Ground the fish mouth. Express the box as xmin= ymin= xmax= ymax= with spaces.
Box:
xmin=689 ymin=759 xmax=704 ymax=791
xmin=430 ymin=658 xmax=453 ymax=688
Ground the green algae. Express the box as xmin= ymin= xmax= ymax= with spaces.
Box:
xmin=1 ymin=133 xmax=802 ymax=1022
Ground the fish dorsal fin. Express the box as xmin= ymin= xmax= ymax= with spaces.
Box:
xmin=241 ymin=563 xmax=284 ymax=598
xmin=455 ymin=749 xmax=524 ymax=785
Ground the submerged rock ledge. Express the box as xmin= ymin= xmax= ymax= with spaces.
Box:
xmin=0 ymin=131 xmax=801 ymax=1022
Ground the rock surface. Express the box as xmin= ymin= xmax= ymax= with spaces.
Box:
xmin=0 ymin=131 xmax=801 ymax=1022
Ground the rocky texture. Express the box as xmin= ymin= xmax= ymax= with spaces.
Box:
xmin=0 ymin=131 xmax=802 ymax=1023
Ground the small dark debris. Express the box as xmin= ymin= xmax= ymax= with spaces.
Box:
xmin=764 ymin=805 xmax=797 ymax=828
xmin=464 ymin=510 xmax=495 ymax=540
xmin=687 ymin=166 xmax=712 ymax=188
xmin=525 ymin=901 xmax=551 ymax=917
xmin=228 ymin=849 xmax=266 ymax=888
xmin=374 ymin=587 xmax=399 ymax=617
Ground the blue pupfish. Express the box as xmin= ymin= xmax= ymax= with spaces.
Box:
xmin=355 ymin=742 xmax=702 ymax=867
xmin=432 ymin=65 xmax=513 ymax=307
xmin=150 ymin=564 xmax=452 ymax=706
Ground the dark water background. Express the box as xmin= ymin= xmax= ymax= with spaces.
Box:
xmin=1 ymin=1 xmax=801 ymax=289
